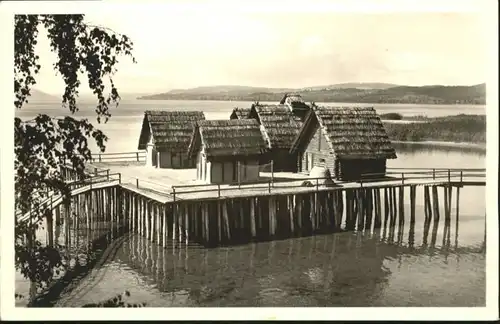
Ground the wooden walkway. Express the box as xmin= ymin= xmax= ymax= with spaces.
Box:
xmin=17 ymin=165 xmax=486 ymax=250
xmin=81 ymin=164 xmax=486 ymax=203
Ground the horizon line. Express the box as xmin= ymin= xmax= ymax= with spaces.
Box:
xmin=35 ymin=81 xmax=486 ymax=96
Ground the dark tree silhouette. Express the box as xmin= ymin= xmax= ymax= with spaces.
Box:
xmin=14 ymin=14 xmax=137 ymax=304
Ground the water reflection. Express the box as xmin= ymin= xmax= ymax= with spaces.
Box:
xmin=71 ymin=211 xmax=485 ymax=308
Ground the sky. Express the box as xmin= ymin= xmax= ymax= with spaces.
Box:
xmin=27 ymin=1 xmax=491 ymax=95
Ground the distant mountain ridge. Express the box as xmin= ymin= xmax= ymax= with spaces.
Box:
xmin=27 ymin=89 xmax=59 ymax=102
xmin=138 ymin=83 xmax=486 ymax=105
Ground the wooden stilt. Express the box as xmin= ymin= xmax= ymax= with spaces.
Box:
xmin=250 ymin=197 xmax=257 ymax=239
xmin=364 ymin=189 xmax=373 ymax=231
xmin=387 ymin=187 xmax=393 ymax=227
xmin=184 ymin=204 xmax=191 ymax=245
xmin=447 ymin=185 xmax=453 ymax=224
xmin=345 ymin=191 xmax=352 ymax=230
xmin=443 ymin=186 xmax=449 ymax=224
xmin=383 ymin=188 xmax=389 ymax=228
xmin=392 ymin=187 xmax=398 ymax=228
xmin=172 ymin=203 xmax=178 ymax=244
xmin=289 ymin=195 xmax=295 ymax=235
xmin=156 ymin=204 xmax=161 ymax=245
xmin=432 ymin=186 xmax=440 ymax=224
xmin=297 ymin=194 xmax=303 ymax=233
xmin=331 ymin=192 xmax=338 ymax=230
xmin=311 ymin=193 xmax=317 ymax=232
xmin=374 ymin=189 xmax=381 ymax=229
xmin=269 ymin=197 xmax=277 ymax=237
xmin=146 ymin=200 xmax=151 ymax=240
xmin=410 ymin=185 xmax=416 ymax=225
xmin=178 ymin=202 xmax=183 ymax=243
xmin=424 ymin=185 xmax=432 ymax=224
xmin=222 ymin=199 xmax=231 ymax=242
xmin=357 ymin=189 xmax=364 ymax=231
xmin=398 ymin=186 xmax=405 ymax=227
xmin=337 ymin=191 xmax=344 ymax=230
xmin=217 ymin=201 xmax=222 ymax=243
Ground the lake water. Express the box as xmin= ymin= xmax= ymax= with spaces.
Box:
xmin=14 ymin=100 xmax=486 ymax=307
xmin=16 ymin=100 xmax=486 ymax=153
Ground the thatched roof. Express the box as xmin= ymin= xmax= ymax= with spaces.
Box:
xmin=138 ymin=110 xmax=206 ymax=151
xmin=290 ymin=106 xmax=397 ymax=160
xmin=187 ymin=119 xmax=268 ymax=159
xmin=279 ymin=93 xmax=310 ymax=110
xmin=249 ymin=104 xmax=303 ymax=150
xmin=229 ymin=107 xmax=251 ymax=120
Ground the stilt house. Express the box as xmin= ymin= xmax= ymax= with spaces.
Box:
xmin=187 ymin=119 xmax=269 ymax=184
xmin=289 ymin=106 xmax=397 ymax=180
xmin=279 ymin=93 xmax=311 ymax=121
xmin=248 ymin=104 xmax=303 ymax=172
xmin=229 ymin=107 xmax=251 ymax=120
xmin=138 ymin=110 xmax=205 ymax=168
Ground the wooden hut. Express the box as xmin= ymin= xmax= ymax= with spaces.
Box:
xmin=248 ymin=104 xmax=303 ymax=172
xmin=279 ymin=93 xmax=311 ymax=121
xmin=229 ymin=107 xmax=251 ymax=120
xmin=138 ymin=110 xmax=206 ymax=168
xmin=289 ymin=106 xmax=397 ymax=181
xmin=187 ymin=119 xmax=269 ymax=184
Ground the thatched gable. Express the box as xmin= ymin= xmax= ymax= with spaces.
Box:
xmin=229 ymin=107 xmax=251 ymax=120
xmin=249 ymin=104 xmax=303 ymax=150
xmin=290 ymin=106 xmax=397 ymax=160
xmin=187 ymin=119 xmax=268 ymax=159
xmin=138 ymin=110 xmax=206 ymax=151
xmin=279 ymin=93 xmax=310 ymax=110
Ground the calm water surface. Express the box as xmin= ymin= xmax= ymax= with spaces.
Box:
xmin=16 ymin=100 xmax=486 ymax=153
xmin=15 ymin=101 xmax=486 ymax=307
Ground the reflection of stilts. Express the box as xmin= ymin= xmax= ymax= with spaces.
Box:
xmin=455 ymin=187 xmax=460 ymax=249
xmin=408 ymin=216 xmax=415 ymax=249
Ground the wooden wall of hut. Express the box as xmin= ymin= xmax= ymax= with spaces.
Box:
xmin=298 ymin=125 xmax=336 ymax=176
xmin=156 ymin=150 xmax=195 ymax=169
xmin=337 ymin=158 xmax=387 ymax=181
xmin=260 ymin=149 xmax=299 ymax=173
xmin=205 ymin=156 xmax=260 ymax=184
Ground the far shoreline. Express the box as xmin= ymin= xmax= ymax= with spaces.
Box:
xmin=392 ymin=140 xmax=486 ymax=150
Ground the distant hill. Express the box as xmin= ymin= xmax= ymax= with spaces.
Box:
xmin=302 ymin=82 xmax=399 ymax=91
xmin=27 ymin=89 xmax=59 ymax=102
xmin=138 ymin=83 xmax=486 ymax=105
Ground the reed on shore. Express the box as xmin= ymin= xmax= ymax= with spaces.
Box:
xmin=383 ymin=114 xmax=486 ymax=143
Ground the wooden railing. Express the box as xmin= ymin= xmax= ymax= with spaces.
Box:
xmin=169 ymin=168 xmax=486 ymax=199
xmin=18 ymin=166 xmax=485 ymax=219
xmin=16 ymin=172 xmax=122 ymax=223
xmin=90 ymin=151 xmax=146 ymax=163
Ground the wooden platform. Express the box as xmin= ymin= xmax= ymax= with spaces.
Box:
xmin=86 ymin=162 xmax=485 ymax=203
xmin=18 ymin=164 xmax=486 ymax=251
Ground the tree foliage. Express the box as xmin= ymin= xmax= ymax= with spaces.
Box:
xmin=14 ymin=14 xmax=135 ymax=299
xmin=81 ymin=291 xmax=146 ymax=308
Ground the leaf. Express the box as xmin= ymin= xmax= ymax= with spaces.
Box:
xmin=14 ymin=13 xmax=135 ymax=293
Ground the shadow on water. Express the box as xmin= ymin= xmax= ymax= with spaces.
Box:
xmin=26 ymin=222 xmax=129 ymax=307
xmin=67 ymin=212 xmax=486 ymax=307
